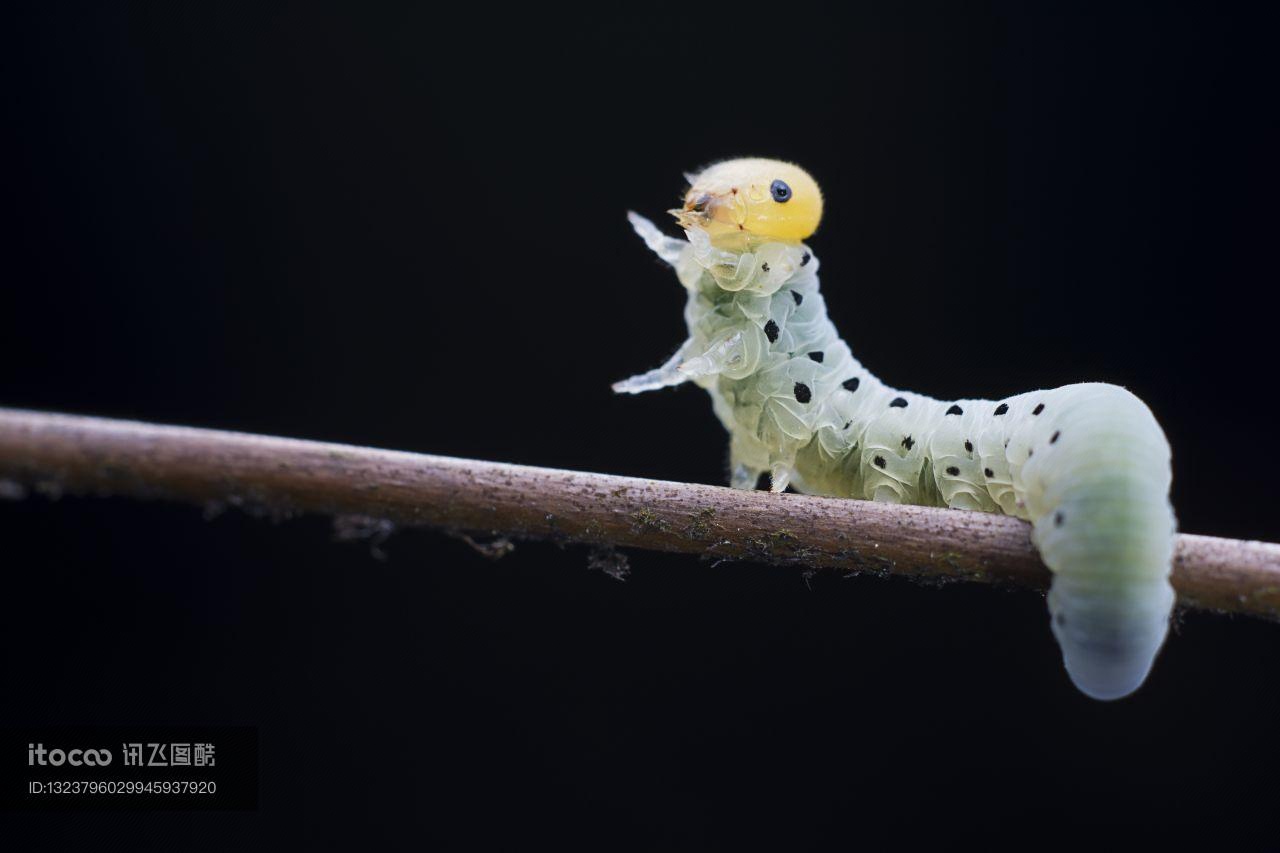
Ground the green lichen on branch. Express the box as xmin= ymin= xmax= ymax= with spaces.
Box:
xmin=630 ymin=508 xmax=671 ymax=534
xmin=686 ymin=507 xmax=717 ymax=540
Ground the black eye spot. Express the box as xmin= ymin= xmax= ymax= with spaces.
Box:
xmin=983 ymin=468 xmax=994 ymax=478
xmin=890 ymin=397 xmax=908 ymax=408
xmin=764 ymin=320 xmax=780 ymax=343
xmin=842 ymin=377 xmax=860 ymax=392
xmin=800 ymin=251 xmax=811 ymax=266
xmin=1033 ymin=403 xmax=1045 ymax=415
xmin=807 ymin=351 xmax=824 ymax=363
xmin=964 ymin=440 xmax=973 ymax=453
xmin=793 ymin=382 xmax=811 ymax=403
xmin=874 ymin=455 xmax=886 ymax=469
xmin=994 ymin=403 xmax=1009 ymax=416
xmin=791 ymin=291 xmax=804 ymax=305
xmin=770 ymin=179 xmax=792 ymax=203
xmin=946 ymin=466 xmax=960 ymax=476
xmin=946 ymin=404 xmax=963 ymax=416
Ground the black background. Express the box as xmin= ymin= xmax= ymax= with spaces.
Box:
xmin=3 ymin=3 xmax=1278 ymax=849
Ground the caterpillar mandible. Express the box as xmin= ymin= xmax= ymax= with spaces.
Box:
xmin=615 ymin=158 xmax=1176 ymax=701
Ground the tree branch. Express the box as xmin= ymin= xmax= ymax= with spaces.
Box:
xmin=0 ymin=407 xmax=1276 ymax=619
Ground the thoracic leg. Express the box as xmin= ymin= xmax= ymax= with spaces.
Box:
xmin=612 ymin=340 xmax=696 ymax=394
xmin=613 ymin=331 xmax=750 ymax=395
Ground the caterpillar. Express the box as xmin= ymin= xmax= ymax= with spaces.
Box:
xmin=615 ymin=158 xmax=1176 ymax=701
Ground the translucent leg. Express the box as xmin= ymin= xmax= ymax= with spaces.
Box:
xmin=730 ymin=463 xmax=760 ymax=491
xmin=613 ymin=332 xmax=747 ymax=395
xmin=612 ymin=342 xmax=695 ymax=394
xmin=769 ymin=458 xmax=795 ymax=493
xmin=627 ymin=211 xmax=686 ymax=266
xmin=674 ymin=332 xmax=744 ymax=381
xmin=729 ymin=434 xmax=765 ymax=491
xmin=872 ymin=484 xmax=903 ymax=503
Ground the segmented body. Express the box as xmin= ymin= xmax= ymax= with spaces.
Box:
xmin=618 ymin=213 xmax=1176 ymax=700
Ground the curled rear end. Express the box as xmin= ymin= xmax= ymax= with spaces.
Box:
xmin=1017 ymin=383 xmax=1177 ymax=699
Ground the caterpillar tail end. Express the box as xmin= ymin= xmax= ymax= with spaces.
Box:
xmin=1026 ymin=384 xmax=1177 ymax=701
xmin=1048 ymin=578 xmax=1175 ymax=700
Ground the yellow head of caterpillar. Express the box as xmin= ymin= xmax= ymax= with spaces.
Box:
xmin=670 ymin=158 xmax=823 ymax=247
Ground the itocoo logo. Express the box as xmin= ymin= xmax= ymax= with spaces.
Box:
xmin=28 ymin=743 xmax=113 ymax=766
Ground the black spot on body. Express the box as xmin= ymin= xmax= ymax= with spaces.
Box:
xmin=764 ymin=320 xmax=779 ymax=343
xmin=792 ymin=291 xmax=803 ymax=305
xmin=1050 ymin=431 xmax=1060 ymax=444
xmin=842 ymin=377 xmax=860 ymax=393
xmin=890 ymin=397 xmax=908 ymax=408
xmin=793 ymin=382 xmax=812 ymax=404
xmin=843 ymin=420 xmax=852 ymax=430
xmin=1033 ymin=403 xmax=1045 ymax=415
xmin=874 ymin=455 xmax=886 ymax=469
xmin=964 ymin=440 xmax=973 ymax=453
xmin=983 ymin=468 xmax=994 ymax=478
xmin=807 ymin=351 xmax=824 ymax=363
xmin=946 ymin=404 xmax=963 ymax=416
xmin=945 ymin=466 xmax=960 ymax=476
xmin=994 ymin=403 xmax=1009 ymax=416
xmin=800 ymin=251 xmax=811 ymax=266
xmin=1054 ymin=511 xmax=1064 ymax=527
xmin=901 ymin=435 xmax=914 ymax=450
xmin=761 ymin=262 xmax=770 ymax=272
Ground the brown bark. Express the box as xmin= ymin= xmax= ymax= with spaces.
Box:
xmin=0 ymin=407 xmax=1276 ymax=619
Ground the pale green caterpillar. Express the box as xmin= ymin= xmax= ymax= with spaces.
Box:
xmin=615 ymin=158 xmax=1176 ymax=701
